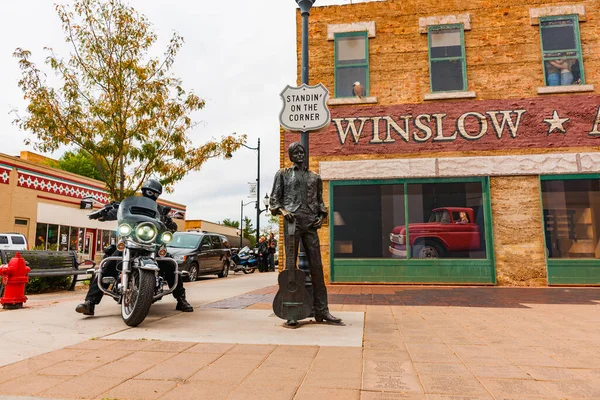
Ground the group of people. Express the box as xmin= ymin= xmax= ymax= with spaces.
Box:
xmin=257 ymin=233 xmax=277 ymax=272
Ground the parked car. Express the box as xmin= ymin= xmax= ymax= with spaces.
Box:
xmin=389 ymin=207 xmax=481 ymax=259
xmin=167 ymin=231 xmax=230 ymax=281
xmin=0 ymin=233 xmax=28 ymax=251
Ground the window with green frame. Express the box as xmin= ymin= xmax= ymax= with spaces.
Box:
xmin=428 ymin=24 xmax=467 ymax=92
xmin=540 ymin=15 xmax=585 ymax=87
xmin=334 ymin=31 xmax=369 ymax=98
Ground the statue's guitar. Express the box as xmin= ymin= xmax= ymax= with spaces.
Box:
xmin=272 ymin=220 xmax=313 ymax=322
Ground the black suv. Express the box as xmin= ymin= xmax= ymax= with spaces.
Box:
xmin=167 ymin=231 xmax=231 ymax=281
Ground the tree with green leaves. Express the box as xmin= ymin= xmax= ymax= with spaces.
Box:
xmin=221 ymin=218 xmax=240 ymax=229
xmin=49 ymin=149 xmax=103 ymax=181
xmin=14 ymin=0 xmax=245 ymax=200
xmin=243 ymin=216 xmax=256 ymax=248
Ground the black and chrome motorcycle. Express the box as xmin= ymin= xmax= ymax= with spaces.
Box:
xmin=88 ymin=196 xmax=181 ymax=327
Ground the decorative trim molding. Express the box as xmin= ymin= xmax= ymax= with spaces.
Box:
xmin=529 ymin=5 xmax=586 ymax=25
xmin=419 ymin=13 xmax=471 ymax=33
xmin=424 ymin=91 xmax=476 ymax=101
xmin=537 ymin=84 xmax=594 ymax=95
xmin=0 ymin=163 xmax=11 ymax=185
xmin=327 ymin=21 xmax=376 ymax=40
xmin=328 ymin=96 xmax=378 ymax=106
xmin=319 ymin=152 xmax=600 ymax=180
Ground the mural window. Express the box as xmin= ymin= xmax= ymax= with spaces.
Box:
xmin=334 ymin=31 xmax=369 ymax=98
xmin=540 ymin=15 xmax=584 ymax=86
xmin=407 ymin=182 xmax=487 ymax=259
xmin=35 ymin=223 xmax=48 ymax=249
xmin=542 ymin=179 xmax=600 ymax=259
xmin=332 ymin=180 xmax=489 ymax=261
xmin=333 ymin=184 xmax=405 ymax=259
xmin=428 ymin=24 xmax=467 ymax=92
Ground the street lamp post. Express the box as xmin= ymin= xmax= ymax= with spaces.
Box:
xmin=239 ymin=194 xmax=270 ymax=249
xmin=228 ymin=139 xmax=267 ymax=244
xmin=295 ymin=0 xmax=316 ymax=293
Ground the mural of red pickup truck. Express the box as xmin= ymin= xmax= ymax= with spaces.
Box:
xmin=389 ymin=207 xmax=481 ymax=258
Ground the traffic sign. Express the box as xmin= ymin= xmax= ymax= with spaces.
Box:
xmin=279 ymin=83 xmax=331 ymax=132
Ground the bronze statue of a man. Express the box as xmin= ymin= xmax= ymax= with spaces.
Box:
xmin=269 ymin=142 xmax=341 ymax=325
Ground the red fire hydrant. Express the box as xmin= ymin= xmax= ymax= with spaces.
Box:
xmin=0 ymin=252 xmax=30 ymax=309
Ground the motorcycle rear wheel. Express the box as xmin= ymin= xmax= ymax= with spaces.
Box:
xmin=121 ymin=268 xmax=154 ymax=327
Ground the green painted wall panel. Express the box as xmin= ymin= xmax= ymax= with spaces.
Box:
xmin=332 ymin=263 xmax=495 ymax=284
xmin=547 ymin=261 xmax=600 ymax=285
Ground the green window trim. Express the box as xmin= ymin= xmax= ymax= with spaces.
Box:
xmin=328 ymin=177 xmax=496 ymax=284
xmin=427 ymin=24 xmax=468 ymax=93
xmin=334 ymin=31 xmax=370 ymax=98
xmin=539 ymin=174 xmax=600 ymax=285
xmin=539 ymin=14 xmax=585 ymax=85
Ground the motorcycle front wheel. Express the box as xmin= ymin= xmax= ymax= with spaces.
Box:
xmin=121 ymin=268 xmax=155 ymax=327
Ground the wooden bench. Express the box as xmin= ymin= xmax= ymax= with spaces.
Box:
xmin=0 ymin=250 xmax=94 ymax=291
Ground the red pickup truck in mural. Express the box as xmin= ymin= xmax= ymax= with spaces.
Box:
xmin=389 ymin=207 xmax=481 ymax=258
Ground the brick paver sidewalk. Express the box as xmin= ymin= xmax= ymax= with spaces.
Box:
xmin=1 ymin=286 xmax=599 ymax=399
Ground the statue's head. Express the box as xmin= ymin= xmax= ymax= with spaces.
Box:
xmin=288 ymin=142 xmax=306 ymax=164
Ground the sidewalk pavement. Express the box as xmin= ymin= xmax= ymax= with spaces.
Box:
xmin=0 ymin=273 xmax=599 ymax=400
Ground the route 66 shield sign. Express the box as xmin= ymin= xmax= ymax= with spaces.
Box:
xmin=279 ymin=83 xmax=331 ymax=132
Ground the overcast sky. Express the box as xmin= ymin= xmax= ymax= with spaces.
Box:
xmin=0 ymin=0 xmax=360 ymax=232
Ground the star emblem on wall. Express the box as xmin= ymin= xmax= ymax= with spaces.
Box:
xmin=543 ymin=110 xmax=570 ymax=135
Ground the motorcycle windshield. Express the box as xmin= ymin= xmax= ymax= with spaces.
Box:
xmin=117 ymin=196 xmax=167 ymax=232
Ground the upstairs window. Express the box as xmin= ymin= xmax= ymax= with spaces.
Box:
xmin=428 ymin=24 xmax=467 ymax=92
xmin=540 ymin=15 xmax=584 ymax=86
xmin=334 ymin=31 xmax=369 ymax=98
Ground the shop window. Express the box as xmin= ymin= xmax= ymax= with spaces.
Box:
xmin=333 ymin=184 xmax=405 ymax=259
xmin=101 ymin=230 xmax=112 ymax=252
xmin=542 ymin=179 xmax=600 ymax=259
xmin=35 ymin=223 xmax=48 ymax=250
xmin=334 ymin=31 xmax=369 ymax=98
xmin=428 ymin=24 xmax=467 ymax=92
xmin=59 ymin=225 xmax=70 ymax=251
xmin=68 ymin=227 xmax=80 ymax=252
xmin=540 ymin=15 xmax=584 ymax=86
xmin=407 ymin=182 xmax=487 ymax=259
xmin=47 ymin=224 xmax=59 ymax=251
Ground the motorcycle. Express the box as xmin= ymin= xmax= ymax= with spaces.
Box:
xmin=88 ymin=196 xmax=181 ymax=327
xmin=230 ymin=246 xmax=258 ymax=274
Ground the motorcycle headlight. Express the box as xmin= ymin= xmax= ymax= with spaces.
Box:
xmin=161 ymin=231 xmax=173 ymax=243
xmin=118 ymin=224 xmax=132 ymax=237
xmin=135 ymin=222 xmax=157 ymax=243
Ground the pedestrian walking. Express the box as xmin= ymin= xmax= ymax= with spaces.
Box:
xmin=268 ymin=233 xmax=277 ymax=272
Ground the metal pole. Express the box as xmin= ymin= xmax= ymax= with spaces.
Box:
xmin=296 ymin=0 xmax=314 ymax=295
xmin=256 ymin=138 xmax=260 ymax=243
xmin=240 ymin=200 xmax=243 ymax=249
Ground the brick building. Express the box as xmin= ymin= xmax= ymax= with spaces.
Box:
xmin=283 ymin=0 xmax=600 ymax=285
xmin=0 ymin=151 xmax=186 ymax=262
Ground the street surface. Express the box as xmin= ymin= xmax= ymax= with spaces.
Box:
xmin=0 ymin=272 xmax=599 ymax=399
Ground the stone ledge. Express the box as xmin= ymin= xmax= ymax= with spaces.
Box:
xmin=424 ymin=91 xmax=476 ymax=101
xmin=327 ymin=97 xmax=378 ymax=106
xmin=419 ymin=13 xmax=471 ymax=33
xmin=529 ymin=4 xmax=586 ymax=25
xmin=319 ymin=152 xmax=600 ymax=181
xmin=537 ymin=84 xmax=594 ymax=95
xmin=327 ymin=21 xmax=376 ymax=40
